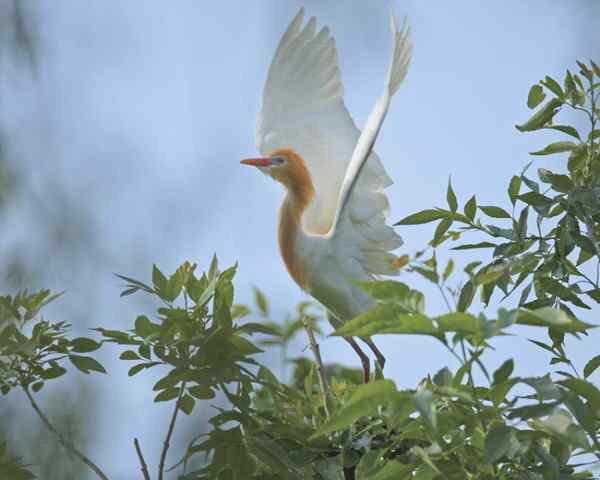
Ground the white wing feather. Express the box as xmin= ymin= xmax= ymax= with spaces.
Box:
xmin=257 ymin=9 xmax=394 ymax=235
xmin=257 ymin=9 xmax=411 ymax=288
xmin=329 ymin=11 xmax=412 ymax=279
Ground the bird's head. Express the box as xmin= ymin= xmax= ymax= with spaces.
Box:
xmin=241 ymin=148 xmax=314 ymax=200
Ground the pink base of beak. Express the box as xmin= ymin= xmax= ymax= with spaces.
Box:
xmin=241 ymin=157 xmax=271 ymax=167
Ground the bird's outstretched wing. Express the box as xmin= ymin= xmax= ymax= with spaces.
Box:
xmin=257 ymin=9 xmax=399 ymax=243
xmin=329 ymin=11 xmax=412 ymax=276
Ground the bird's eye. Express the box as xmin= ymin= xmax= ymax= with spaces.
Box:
xmin=271 ymin=156 xmax=286 ymax=165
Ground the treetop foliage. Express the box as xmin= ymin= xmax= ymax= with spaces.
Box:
xmin=2 ymin=61 xmax=600 ymax=480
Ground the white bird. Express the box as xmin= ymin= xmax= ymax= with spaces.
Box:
xmin=241 ymin=8 xmax=412 ymax=382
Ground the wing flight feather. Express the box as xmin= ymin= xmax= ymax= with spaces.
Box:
xmin=257 ymin=9 xmax=411 ymax=278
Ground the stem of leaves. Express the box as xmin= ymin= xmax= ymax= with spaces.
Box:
xmin=158 ymin=382 xmax=186 ymax=480
xmin=302 ymin=315 xmax=331 ymax=419
xmin=134 ymin=438 xmax=150 ymax=480
xmin=23 ymin=386 xmax=110 ymax=480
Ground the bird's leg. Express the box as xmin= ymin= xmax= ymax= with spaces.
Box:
xmin=344 ymin=337 xmax=370 ymax=383
xmin=361 ymin=338 xmax=385 ymax=373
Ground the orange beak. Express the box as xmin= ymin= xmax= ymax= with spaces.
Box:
xmin=240 ymin=157 xmax=272 ymax=167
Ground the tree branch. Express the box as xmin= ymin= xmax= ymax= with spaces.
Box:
xmin=158 ymin=382 xmax=186 ymax=480
xmin=134 ymin=438 xmax=150 ymax=480
xmin=302 ymin=315 xmax=331 ymax=418
xmin=23 ymin=387 xmax=110 ymax=480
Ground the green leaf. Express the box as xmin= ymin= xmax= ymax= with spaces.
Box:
xmin=208 ymin=253 xmax=219 ymax=279
xmin=357 ymin=280 xmax=410 ymax=302
xmin=559 ymin=378 xmax=600 ymax=414
xmin=68 ymin=354 xmax=106 ymax=374
xmin=493 ymin=359 xmax=514 ymax=385
xmin=546 ymin=125 xmax=580 ymax=140
xmin=538 ymin=171 xmax=573 ymax=193
xmin=413 ymin=390 xmax=437 ymax=434
xmin=128 ymin=362 xmax=159 ymax=376
xmin=253 ymin=287 xmax=269 ymax=316
xmin=464 ymin=195 xmax=476 ymax=221
xmin=228 ymin=335 xmax=263 ymax=356
xmin=236 ymin=322 xmax=279 ymax=336
xmin=584 ymin=355 xmax=600 ymax=378
xmin=530 ymin=141 xmax=577 ymax=156
xmin=41 ymin=365 xmax=67 ymax=380
xmin=435 ymin=312 xmax=479 ymax=335
xmin=490 ymin=379 xmax=518 ymax=407
xmin=538 ymin=278 xmax=590 ymax=309
xmin=432 ymin=218 xmax=452 ymax=246
xmin=542 ymin=75 xmax=564 ymax=98
xmin=508 ymin=176 xmax=521 ymax=205
xmin=479 ymin=206 xmax=511 ymax=219
xmin=189 ymin=385 xmax=215 ymax=400
xmin=522 ymin=375 xmax=562 ymax=401
xmin=474 ymin=265 xmax=506 ymax=286
xmin=31 ymin=382 xmax=44 ymax=393
xmin=447 ymin=179 xmax=458 ymax=212
xmin=517 ymin=307 xmax=594 ymax=333
xmin=527 ymin=84 xmax=546 ymax=109
xmin=152 ymin=264 xmax=167 ymax=294
xmin=135 ymin=315 xmax=159 ymax=337
xmin=154 ymin=387 xmax=180 ymax=402
xmin=119 ymin=350 xmax=139 ymax=360
xmin=332 ymin=305 xmax=439 ymax=337
xmin=311 ymin=380 xmax=397 ymax=438
xmin=516 ymin=98 xmax=562 ymax=132
xmin=395 ymin=209 xmax=448 ymax=226
xmin=518 ymin=191 xmax=552 ymax=207
xmin=442 ymin=259 xmax=454 ymax=282
xmin=508 ymin=401 xmax=560 ymax=420
xmin=70 ymin=337 xmax=101 ymax=353
xmin=484 ymin=425 xmax=518 ymax=464
xmin=179 ymin=394 xmax=195 ymax=415
xmin=164 ymin=271 xmax=184 ymax=301
xmin=457 ymin=281 xmax=475 ymax=312
xmin=247 ymin=437 xmax=301 ymax=480
xmin=451 ymin=241 xmax=497 ymax=251
xmin=537 ymin=409 xmax=591 ymax=450
xmin=138 ymin=344 xmax=151 ymax=359
xmin=412 ymin=266 xmax=439 ymax=284
xmin=370 ymin=461 xmax=413 ymax=480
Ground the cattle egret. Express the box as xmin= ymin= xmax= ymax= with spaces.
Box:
xmin=242 ymin=8 xmax=412 ymax=382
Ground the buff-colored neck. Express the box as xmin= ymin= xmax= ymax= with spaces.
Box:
xmin=275 ymin=151 xmax=315 ymax=290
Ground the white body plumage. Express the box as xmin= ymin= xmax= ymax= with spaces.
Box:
xmin=242 ymin=8 xmax=412 ymax=378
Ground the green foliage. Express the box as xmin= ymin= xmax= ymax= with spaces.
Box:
xmin=0 ymin=441 xmax=35 ymax=480
xmin=2 ymin=60 xmax=600 ymax=480
xmin=0 ymin=289 xmax=104 ymax=396
xmin=105 ymin=260 xmax=280 ymax=415
xmin=396 ymin=61 xmax=600 ymax=318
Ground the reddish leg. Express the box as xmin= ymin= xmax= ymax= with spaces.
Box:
xmin=362 ymin=338 xmax=386 ymax=372
xmin=345 ymin=337 xmax=370 ymax=383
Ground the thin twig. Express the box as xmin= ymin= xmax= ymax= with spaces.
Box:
xmin=134 ymin=438 xmax=150 ymax=480
xmin=302 ymin=315 xmax=331 ymax=418
xmin=436 ymin=283 xmax=452 ymax=312
xmin=23 ymin=387 xmax=110 ymax=480
xmin=158 ymin=382 xmax=186 ymax=480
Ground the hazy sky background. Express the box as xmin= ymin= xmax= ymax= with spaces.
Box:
xmin=1 ymin=1 xmax=600 ymax=478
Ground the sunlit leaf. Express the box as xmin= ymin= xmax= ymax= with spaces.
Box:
xmin=530 ymin=141 xmax=576 ymax=156
xmin=527 ymin=84 xmax=546 ymax=109
xmin=395 ymin=209 xmax=448 ymax=226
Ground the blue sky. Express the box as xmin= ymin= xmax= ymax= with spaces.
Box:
xmin=1 ymin=1 xmax=599 ymax=478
